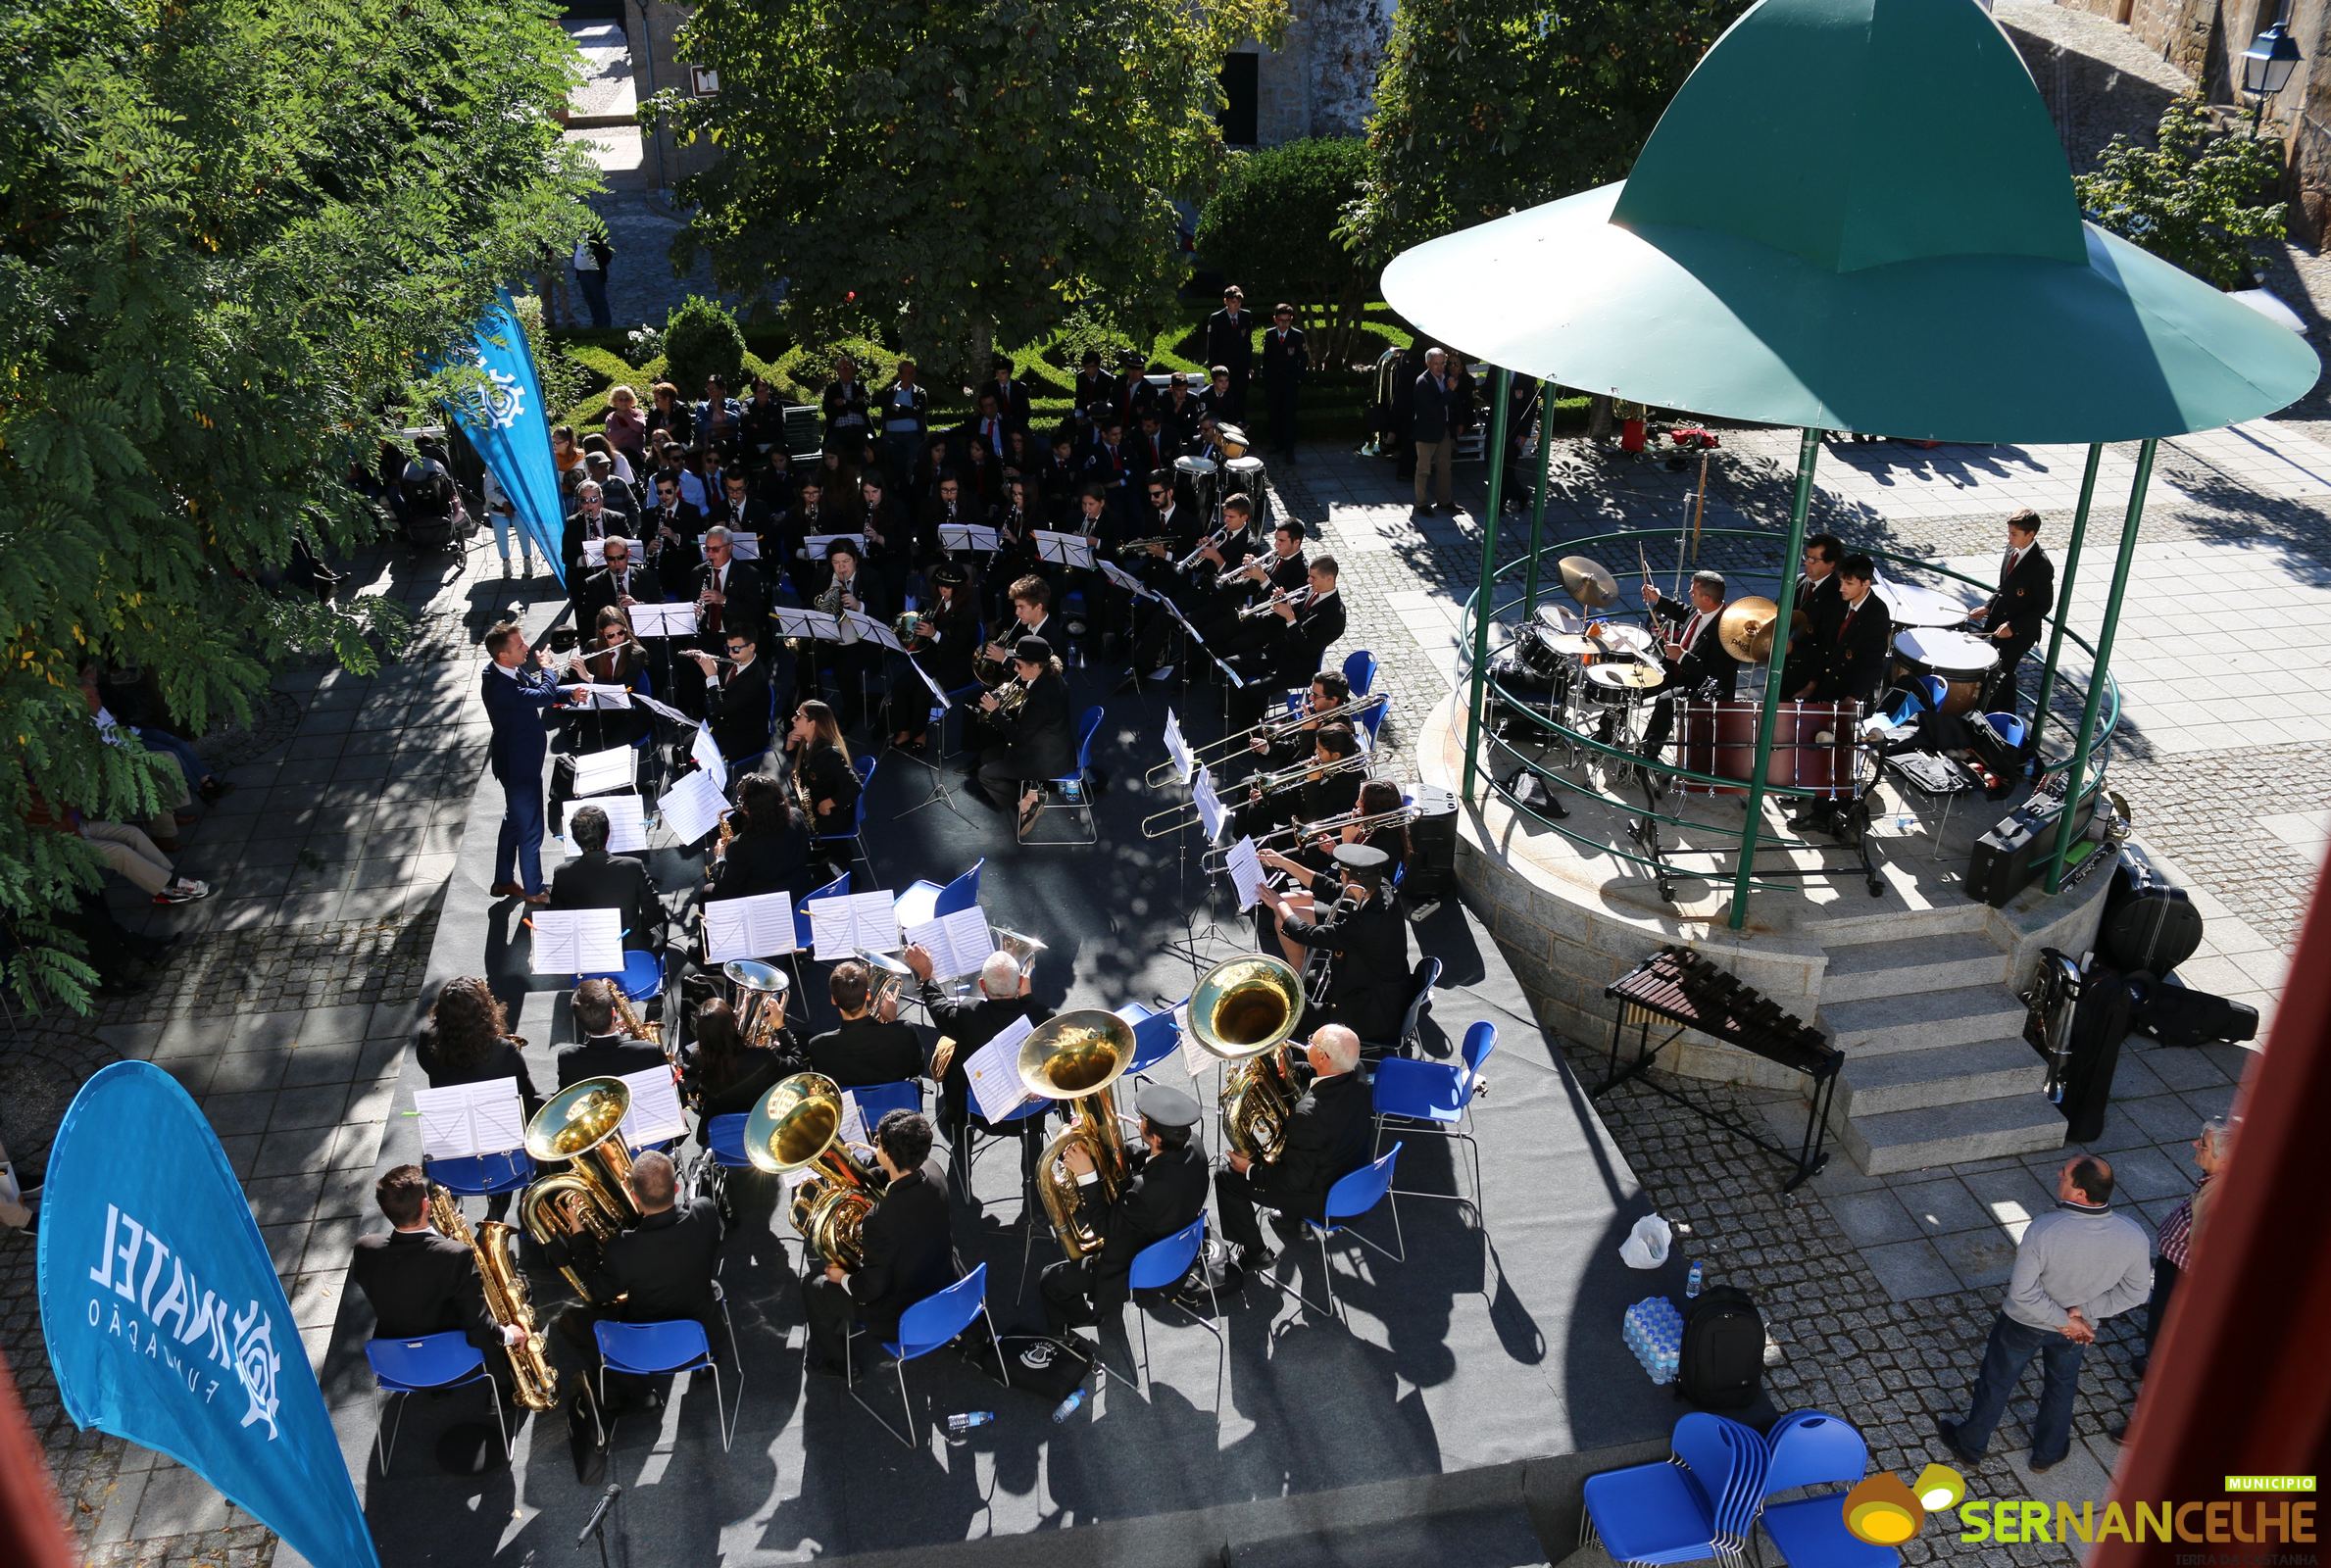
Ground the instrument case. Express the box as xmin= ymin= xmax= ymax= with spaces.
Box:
xmin=2096 ymin=843 xmax=2205 ymax=978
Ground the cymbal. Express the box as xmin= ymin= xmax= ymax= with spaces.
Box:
xmin=1717 ymin=596 xmax=1780 ymax=663
xmin=1559 ymin=556 xmax=1618 ymax=608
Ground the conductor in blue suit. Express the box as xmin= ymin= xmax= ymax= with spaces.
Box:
xmin=480 ymin=620 xmax=581 ymax=905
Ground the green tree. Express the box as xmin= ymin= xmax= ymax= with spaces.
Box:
xmin=663 ymin=295 xmax=749 ymax=393
xmin=649 ymin=0 xmax=1288 ymax=381
xmin=1196 ymin=137 xmax=1375 ymax=369
xmin=0 ymin=0 xmax=596 ymax=1009
xmin=2075 ymin=96 xmax=2288 ymax=290
xmin=1344 ymin=0 xmax=1749 ymax=260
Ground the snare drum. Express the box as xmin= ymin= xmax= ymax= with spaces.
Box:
xmin=1583 ymin=663 xmax=1653 ymax=708
xmin=1893 ymin=627 xmax=1997 ymax=715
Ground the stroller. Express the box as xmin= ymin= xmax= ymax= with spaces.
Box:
xmin=391 ymin=432 xmax=481 ymax=553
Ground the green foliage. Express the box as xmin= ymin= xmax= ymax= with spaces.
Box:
xmin=2074 ymin=96 xmax=2289 ymax=290
xmin=1197 ymin=137 xmax=1375 ymax=368
xmin=1345 ymin=0 xmax=1749 ymax=258
xmin=663 ymin=294 xmax=750 ymax=394
xmin=1042 ymin=304 xmax=1143 ymax=375
xmin=514 ymin=293 xmax=594 ymax=421
xmin=647 ymin=0 xmax=1289 ymax=380
xmin=0 ymin=0 xmax=595 ymax=1010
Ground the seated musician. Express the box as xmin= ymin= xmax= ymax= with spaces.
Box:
xmin=1053 ymin=483 xmax=1121 ymax=658
xmin=1635 ymin=569 xmax=1742 ymax=764
xmin=988 ymin=478 xmax=1040 ymax=619
xmin=556 ymin=1151 xmax=726 ymax=1403
xmin=859 ymin=470 xmax=911 ymax=607
xmin=692 ymin=525 xmax=769 ymax=664
xmin=414 ymin=978 xmax=540 ymax=1223
xmin=554 ymin=977 xmax=668 ymax=1088
xmin=682 ymin=626 xmax=773 ymax=768
xmin=1116 ymin=468 xmax=1209 ymax=685
xmin=1257 ymin=844 xmax=1413 ymax=1045
xmin=1258 ymin=778 xmax=1413 ymax=963
xmin=683 ymin=999 xmax=805 ymax=1235
xmin=1212 ymin=1024 xmax=1374 ymax=1272
xmin=1787 ymin=553 xmax=1892 ymax=708
xmin=902 ymin=944 xmax=1054 ymax=1186
xmin=884 ymin=560 xmax=980 ymax=750
xmin=915 ymin=471 xmax=981 ymax=571
xmin=782 ymin=699 xmax=861 ymax=850
xmin=574 ymin=535 xmax=659 ymax=626
xmin=550 ymin=805 xmax=665 ymax=954
xmin=1231 ymin=720 xmax=1364 ymax=845
xmin=561 ymin=607 xmax=650 ymax=753
xmin=1039 ymin=1085 xmax=1211 ymax=1339
xmin=970 ymin=638 xmax=1074 ymax=833
xmin=704 ymin=770 xmax=815 ymax=905
xmin=351 ymin=1165 xmax=527 ymax=1404
xmin=804 ymin=960 xmax=926 ymax=1088
xmin=802 ymin=1109 xmax=952 ymax=1377
xmin=1224 ymin=556 xmax=1347 ymax=726
xmin=979 ymin=574 xmax=1057 ymax=677
xmin=1197 ymin=510 xmax=1301 ymax=646
xmin=1241 ymin=668 xmax=1349 ymax=778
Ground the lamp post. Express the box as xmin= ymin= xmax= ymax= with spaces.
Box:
xmin=2242 ymin=19 xmax=2304 ymax=136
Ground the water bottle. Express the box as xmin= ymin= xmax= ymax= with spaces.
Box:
xmin=1686 ymin=1260 xmax=1704 ymax=1298
xmin=945 ymin=1411 xmax=994 ymax=1435
xmin=1896 ymin=807 xmax=1912 ymax=837
xmin=1051 ymin=1388 xmax=1086 ymax=1423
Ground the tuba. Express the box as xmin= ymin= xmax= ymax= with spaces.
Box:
xmin=1018 ymin=1009 xmax=1138 ymax=1260
xmin=747 ymin=1072 xmax=880 ymax=1267
xmin=991 ymin=926 xmax=1046 ymax=977
xmin=517 ymin=1077 xmax=641 ymax=1302
xmin=1188 ymin=955 xmax=1306 ymax=1164
xmin=429 ymin=1185 xmax=559 ymax=1410
xmin=723 ymin=959 xmax=791 ymax=1050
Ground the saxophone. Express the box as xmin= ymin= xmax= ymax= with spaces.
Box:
xmin=428 ymin=1185 xmax=559 ymax=1410
xmin=610 ymin=986 xmax=663 ymax=1052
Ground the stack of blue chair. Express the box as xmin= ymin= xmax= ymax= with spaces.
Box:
xmin=1755 ymin=1410 xmax=1899 ymax=1567
xmin=1579 ymin=1410 xmax=1767 ymax=1567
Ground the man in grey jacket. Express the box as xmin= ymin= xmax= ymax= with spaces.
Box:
xmin=1937 ymin=1154 xmax=2152 ymax=1472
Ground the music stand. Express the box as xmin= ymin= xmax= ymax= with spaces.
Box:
xmin=890 ymin=655 xmax=969 ymax=822
xmin=628 ymin=600 xmax=697 ymax=751
xmin=1157 ymin=760 xmax=1236 ymax=973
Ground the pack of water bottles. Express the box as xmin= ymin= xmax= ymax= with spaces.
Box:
xmin=1624 ymin=1296 xmax=1685 ymax=1385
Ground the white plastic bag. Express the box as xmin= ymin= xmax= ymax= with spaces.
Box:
xmin=1619 ymin=1213 xmax=1673 ymax=1269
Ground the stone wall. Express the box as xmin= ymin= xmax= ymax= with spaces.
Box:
xmin=1241 ymin=0 xmax=1394 ymax=145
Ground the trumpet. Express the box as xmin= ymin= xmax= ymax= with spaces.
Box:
xmin=1176 ymin=526 xmax=1232 ymax=573
xmin=1202 ymin=798 xmax=1420 ymax=872
xmin=1140 ymin=748 xmax=1373 ymax=838
xmin=1116 ymin=535 xmax=1176 ymax=559
xmin=1212 ymin=556 xmax=1268 ymax=590
xmin=1237 ymin=586 xmax=1311 ymax=620
xmin=1144 ymin=691 xmax=1387 ymax=785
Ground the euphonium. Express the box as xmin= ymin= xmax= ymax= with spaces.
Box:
xmin=747 ymin=1072 xmax=879 ymax=1266
xmin=1187 ymin=955 xmax=1306 ymax=1163
xmin=429 ymin=1185 xmax=559 ymax=1410
xmin=723 ymin=958 xmax=791 ymax=1049
xmin=518 ymin=1077 xmax=641 ymax=1302
xmin=1018 ymin=1009 xmax=1138 ymax=1260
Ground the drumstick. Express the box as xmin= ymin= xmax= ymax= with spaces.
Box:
xmin=1636 ymin=541 xmax=1652 ymax=599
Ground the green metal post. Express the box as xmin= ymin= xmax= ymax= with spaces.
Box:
xmin=1461 ymin=368 xmax=1515 ymax=800
xmin=2047 ymin=437 xmax=2154 ymax=893
xmin=1726 ymin=428 xmax=1821 ymax=930
xmin=2027 ymin=443 xmax=2102 ymax=758
xmin=1521 ymin=386 xmax=1557 ymax=617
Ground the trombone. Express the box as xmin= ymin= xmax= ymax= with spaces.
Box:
xmin=1201 ymin=799 xmax=1420 ymax=873
xmin=1140 ymin=749 xmax=1372 ymax=838
xmin=1143 ymin=691 xmax=1386 ymax=785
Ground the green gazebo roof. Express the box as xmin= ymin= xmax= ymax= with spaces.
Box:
xmin=1380 ymin=0 xmax=2317 ymax=443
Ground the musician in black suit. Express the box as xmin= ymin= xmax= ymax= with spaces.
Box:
xmin=1040 ymin=1085 xmax=1212 ymax=1337
xmin=1203 ymin=285 xmax=1255 ymax=417
xmin=573 ymin=537 xmax=659 ymax=627
xmin=642 ymin=474 xmax=706 ymax=600
xmin=980 ymin=575 xmax=1058 ymax=680
xmin=556 ymin=1151 xmax=726 ymax=1401
xmin=681 ymin=627 xmax=773 ymax=771
xmin=550 ymin=805 xmax=664 ymax=952
xmin=983 ymin=355 xmax=1033 ymax=429
xmin=1071 ymin=350 xmax=1113 ymax=423
xmin=1967 ymin=508 xmax=2054 ymax=714
xmin=802 ymin=1110 xmax=954 ymax=1375
xmin=1635 ymin=570 xmax=1744 ymax=763
xmin=1789 ymin=554 xmax=1892 ymax=707
xmin=903 ymin=944 xmax=1054 ymax=1185
xmin=553 ymin=977 xmax=668 ymax=1087
xmin=1259 ymin=844 xmax=1413 ymax=1044
xmin=1192 ymin=506 xmax=1296 ymax=641
xmin=805 ymin=960 xmax=926 ymax=1088
xmin=1212 ymin=1024 xmax=1375 ymax=1271
xmin=560 ymin=481 xmax=634 ymax=586
xmin=1156 ymin=372 xmax=1204 ymax=451
xmin=1261 ymin=304 xmax=1308 ymax=458
xmin=1225 ymin=556 xmax=1348 ymax=726
xmin=1778 ymin=532 xmax=1847 ymax=693
xmin=351 ymin=1165 xmax=525 ymax=1394
xmin=690 ymin=526 xmax=769 ymax=655
xmin=1232 ymin=721 xmax=1363 ymax=844
xmin=971 ymin=638 xmax=1076 ymax=832
xmin=783 ymin=700 xmax=861 ymax=847
xmin=704 ymin=770 xmax=816 ymax=904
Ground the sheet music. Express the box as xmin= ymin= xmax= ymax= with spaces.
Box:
xmin=1033 ymin=530 xmax=1096 ymax=567
xmin=902 ymin=906 xmax=992 ymax=980
xmin=573 ymin=683 xmax=634 ymax=710
xmin=634 ymin=692 xmax=692 ymax=726
xmin=717 ymin=532 xmax=761 ymax=561
xmin=1163 ymin=710 xmax=1192 ymax=783
xmin=629 ymin=601 xmax=698 ymax=638
xmin=1224 ymin=835 xmax=1267 ymax=910
xmin=966 ymin=1015 xmax=1039 ymax=1122
xmin=702 ymin=891 xmax=798 ymax=961
xmin=907 ymin=655 xmax=949 ymax=708
xmin=414 ymin=1079 xmax=525 ymax=1159
xmin=835 ymin=1093 xmax=870 ymax=1151
xmin=842 ymin=611 xmax=904 ymax=652
xmin=658 ymin=766 xmax=728 ymax=846
xmin=772 ymin=608 xmax=842 ymax=642
xmin=690 ymin=724 xmax=727 ymax=794
xmin=527 ymin=907 xmax=623 ymax=975
xmin=938 ymin=524 xmax=1001 ymax=553
xmin=591 ymin=792 xmax=649 ymax=854
xmin=570 ymin=746 xmax=636 ymax=797
xmin=617 ymin=1066 xmax=689 ymax=1150
xmin=1192 ymin=766 xmax=1226 ymax=843
xmin=808 ymin=889 xmax=900 ymax=959
xmin=583 ymin=536 xmax=643 ymax=567
xmin=1174 ymin=1000 xmax=1215 ymax=1083
xmin=801 ymin=532 xmax=868 ymax=558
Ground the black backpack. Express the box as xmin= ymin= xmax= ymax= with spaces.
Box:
xmin=1676 ymin=1286 xmax=1764 ymax=1410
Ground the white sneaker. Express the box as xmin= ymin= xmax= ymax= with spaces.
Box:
xmin=153 ymin=879 xmax=210 ymax=905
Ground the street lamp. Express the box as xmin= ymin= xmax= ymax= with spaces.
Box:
xmin=2242 ymin=19 xmax=2304 ymax=135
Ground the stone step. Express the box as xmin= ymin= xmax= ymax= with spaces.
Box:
xmin=1836 ymin=1037 xmax=2048 ymax=1117
xmin=1821 ymin=930 xmax=2007 ymax=1004
xmin=1813 ymin=897 xmax=1995 ymax=946
xmin=1819 ymin=986 xmax=2029 ymax=1056
xmin=1843 ymin=1095 xmax=2065 ymax=1176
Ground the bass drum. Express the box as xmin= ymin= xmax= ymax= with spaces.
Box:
xmin=1674 ymin=700 xmax=1861 ymax=799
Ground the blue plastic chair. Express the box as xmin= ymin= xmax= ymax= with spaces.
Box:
xmin=580 ymin=947 xmax=665 ymax=1004
xmin=895 ymin=857 xmax=984 ymax=932
xmin=592 ymin=1294 xmax=741 ymax=1452
xmin=1984 ymin=710 xmax=2028 ymax=749
xmin=423 ymin=1149 xmax=535 ymax=1199
xmin=1882 ymin=673 xmax=1948 ymax=727
xmin=1122 ymin=1000 xmax=1185 ymax=1082
xmin=365 ymin=1332 xmax=507 ymax=1474
xmin=849 ymin=1262 xmax=1008 ymax=1447
xmin=850 ymin=1080 xmax=923 ymax=1127
xmin=704 ymin=1112 xmax=752 ymax=1168
xmin=1342 ymin=649 xmax=1378 ymax=698
xmin=1373 ymin=1019 xmax=1497 ymax=1211
xmin=1020 ymin=706 xmax=1106 ymax=846
xmin=1120 ymin=1216 xmax=1225 ymax=1410
xmin=1580 ymin=1412 xmax=1770 ymax=1568
xmin=1364 ymin=956 xmax=1442 ymax=1061
xmin=1755 ymin=1412 xmax=1895 ymax=1568
xmin=818 ymin=755 xmax=878 ymax=877
xmin=1272 ymin=1145 xmax=1405 ymax=1323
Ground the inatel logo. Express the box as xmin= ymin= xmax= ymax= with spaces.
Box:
xmin=1840 ymin=1464 xmax=1968 ymax=1544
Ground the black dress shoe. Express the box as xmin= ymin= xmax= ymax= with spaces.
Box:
xmin=1233 ymin=1243 xmax=1276 ymax=1272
